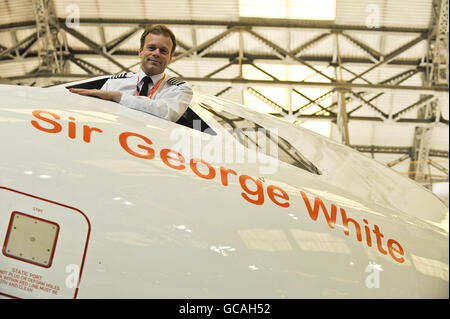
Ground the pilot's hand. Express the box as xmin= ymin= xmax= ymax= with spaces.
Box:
xmin=69 ymin=88 xmax=122 ymax=103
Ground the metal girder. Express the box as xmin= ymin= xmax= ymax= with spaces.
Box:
xmin=61 ymin=52 xmax=431 ymax=67
xmin=291 ymin=32 xmax=331 ymax=56
xmin=349 ymin=91 xmax=388 ymax=119
xmin=1 ymin=18 xmax=429 ymax=76
xmin=59 ymin=23 xmax=131 ymax=73
xmin=335 ymin=32 xmax=381 ymax=106
xmin=318 ymin=32 xmax=391 ymax=125
xmin=407 ymin=0 xmax=448 ymax=187
xmin=409 ymin=99 xmax=438 ymax=186
xmin=214 ymin=86 xmax=232 ymax=97
xmin=337 ymin=90 xmax=350 ymax=145
xmin=0 ymin=44 xmax=8 ymax=54
xmin=344 ymin=69 xmax=421 ymax=115
xmin=340 ymin=32 xmax=382 ymax=63
xmin=351 ymin=146 xmax=449 ymax=183
xmin=247 ymin=87 xmax=288 ymax=115
xmin=246 ymin=29 xmax=336 ymax=82
xmin=387 ymin=154 xmax=411 ymax=168
xmin=333 ymin=34 xmax=350 ymax=146
xmin=7 ymin=72 xmax=447 ymax=95
xmin=66 ymin=55 xmax=109 ymax=75
xmin=430 ymin=149 xmax=450 ymax=157
xmin=32 ymin=18 xmax=425 ymax=34
xmin=205 ymin=59 xmax=237 ymax=78
xmin=423 ymin=175 xmax=449 ymax=183
xmin=217 ymin=67 xmax=448 ymax=128
xmin=292 ymin=68 xmax=418 ymax=120
xmin=392 ymin=95 xmax=436 ymax=120
xmin=288 ymin=42 xmax=419 ymax=120
xmin=381 ymin=68 xmax=422 ymax=85
xmin=249 ymin=62 xmax=334 ymax=115
xmin=347 ymin=92 xmax=384 ymax=116
xmin=98 ymin=26 xmax=106 ymax=47
xmin=428 ymin=160 xmax=449 ymax=175
xmin=175 ymin=38 xmax=191 ymax=52
xmin=238 ymin=30 xmax=244 ymax=78
xmin=0 ymin=18 xmax=432 ymax=83
xmin=339 ymin=65 xmax=373 ymax=84
xmin=292 ymin=114 xmax=448 ymax=126
xmin=166 ymin=66 xmax=184 ymax=77
xmin=177 ymin=77 xmax=449 ymax=93
xmin=0 ymin=32 xmax=38 ymax=59
xmin=348 ymin=36 xmax=426 ymax=83
xmin=294 ymin=90 xmax=335 ymax=115
xmin=0 ymin=50 xmax=426 ymax=68
xmin=178 ymin=74 xmax=448 ymax=125
xmin=171 ymin=27 xmax=237 ymax=63
xmin=33 ymin=0 xmax=65 ymax=73
xmin=306 ymin=68 xmax=423 ymax=118
xmin=103 ymin=26 xmax=142 ymax=54
xmin=426 ymin=0 xmax=449 ymax=85
xmin=6 ymin=68 xmax=448 ymax=109
xmin=350 ymin=145 xmax=449 ymax=158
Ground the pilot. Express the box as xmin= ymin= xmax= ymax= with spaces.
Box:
xmin=69 ymin=24 xmax=192 ymax=122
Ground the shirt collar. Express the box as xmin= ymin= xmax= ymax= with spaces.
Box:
xmin=138 ymin=69 xmax=165 ymax=86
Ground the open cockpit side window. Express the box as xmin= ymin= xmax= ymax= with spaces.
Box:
xmin=65 ymin=78 xmax=108 ymax=90
xmin=175 ymin=107 xmax=217 ymax=135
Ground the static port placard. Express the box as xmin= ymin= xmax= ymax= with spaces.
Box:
xmin=2 ymin=212 xmax=59 ymax=268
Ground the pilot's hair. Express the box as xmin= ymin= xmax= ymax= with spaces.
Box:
xmin=139 ymin=24 xmax=177 ymax=55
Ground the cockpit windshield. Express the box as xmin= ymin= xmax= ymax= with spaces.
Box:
xmin=197 ymin=102 xmax=321 ymax=175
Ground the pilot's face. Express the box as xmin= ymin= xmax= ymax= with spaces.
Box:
xmin=139 ymin=33 xmax=173 ymax=76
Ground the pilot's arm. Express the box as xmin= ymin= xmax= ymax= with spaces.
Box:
xmin=69 ymin=78 xmax=192 ymax=122
xmin=117 ymin=81 xmax=192 ymax=122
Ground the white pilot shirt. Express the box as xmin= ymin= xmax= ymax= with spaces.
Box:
xmin=100 ymin=69 xmax=192 ymax=122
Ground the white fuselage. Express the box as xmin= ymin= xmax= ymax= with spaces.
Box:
xmin=0 ymin=84 xmax=448 ymax=298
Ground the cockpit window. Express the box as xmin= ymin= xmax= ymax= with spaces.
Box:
xmin=176 ymin=107 xmax=216 ymax=135
xmin=65 ymin=78 xmax=108 ymax=90
xmin=198 ymin=102 xmax=321 ymax=175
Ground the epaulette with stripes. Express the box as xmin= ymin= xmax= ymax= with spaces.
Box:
xmin=109 ymin=72 xmax=132 ymax=79
xmin=167 ymin=77 xmax=186 ymax=86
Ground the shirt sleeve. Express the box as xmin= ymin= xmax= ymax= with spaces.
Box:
xmin=118 ymin=84 xmax=192 ymax=122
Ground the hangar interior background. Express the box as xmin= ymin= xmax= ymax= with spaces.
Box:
xmin=0 ymin=0 xmax=448 ymax=203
